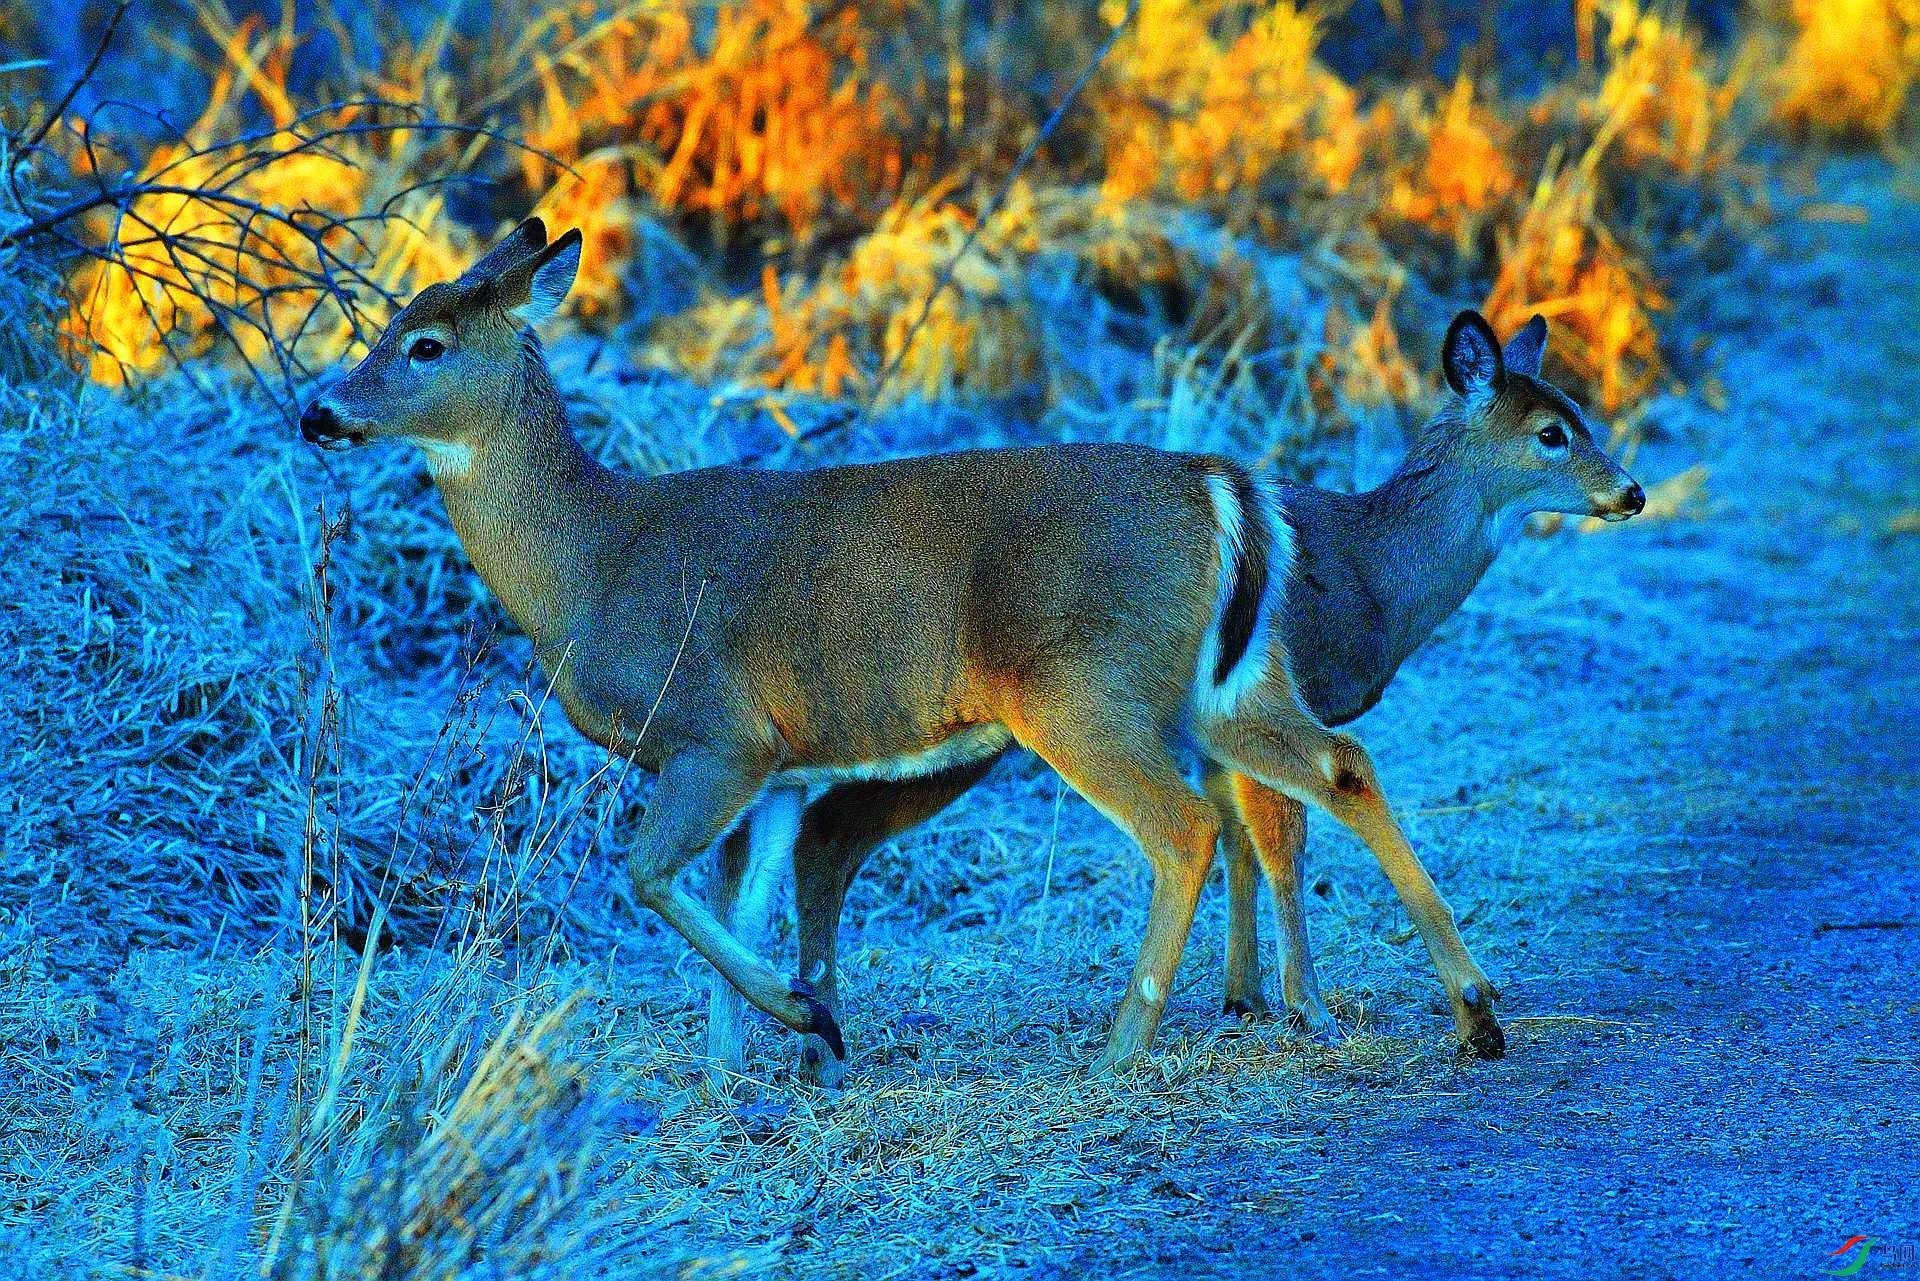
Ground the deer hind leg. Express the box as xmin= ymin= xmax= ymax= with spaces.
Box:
xmin=790 ymin=753 xmax=1006 ymax=1087
xmin=704 ymin=786 xmax=802 ymax=1084
xmin=1011 ymin=709 xmax=1219 ymax=1073
xmin=626 ymin=752 xmax=845 ymax=1058
xmin=1227 ymin=772 xmax=1338 ymax=1042
xmin=1203 ymin=698 xmax=1504 ymax=1059
xmin=1202 ymin=767 xmax=1269 ymax=1018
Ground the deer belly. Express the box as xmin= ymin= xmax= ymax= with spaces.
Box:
xmin=775 ymin=723 xmax=1014 ymax=786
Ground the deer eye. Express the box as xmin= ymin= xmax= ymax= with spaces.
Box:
xmin=1535 ymin=421 xmax=1567 ymax=450
xmin=408 ymin=336 xmax=446 ymax=363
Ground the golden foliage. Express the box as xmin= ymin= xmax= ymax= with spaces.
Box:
xmin=1596 ymin=0 xmax=1748 ymax=177
xmin=657 ymin=182 xmax=1036 ymax=404
xmin=1483 ymin=144 xmax=1666 ymax=414
xmin=1318 ymin=298 xmax=1418 ymax=412
xmin=38 ymin=0 xmax=1798 ymax=429
xmin=1097 ymin=0 xmax=1358 ymax=207
xmin=1773 ymin=0 xmax=1920 ymax=139
xmin=1377 ymin=77 xmax=1520 ymax=247
xmin=523 ymin=0 xmax=902 ymax=243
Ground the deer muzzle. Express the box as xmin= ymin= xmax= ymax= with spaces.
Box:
xmin=300 ymin=402 xmax=366 ymax=451
xmin=1597 ymin=480 xmax=1646 ymax=521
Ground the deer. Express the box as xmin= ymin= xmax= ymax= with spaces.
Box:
xmin=299 ymin=218 xmax=1640 ymax=1080
xmin=708 ymin=308 xmax=1647 ymax=1086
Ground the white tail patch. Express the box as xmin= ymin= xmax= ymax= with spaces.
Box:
xmin=1192 ymin=470 xmax=1295 ymax=722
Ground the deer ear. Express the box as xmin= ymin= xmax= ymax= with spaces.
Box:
xmin=499 ymin=228 xmax=582 ymax=327
xmin=1503 ymin=314 xmax=1548 ymax=378
xmin=460 ymin=217 xmax=548 ymax=286
xmin=1442 ymin=309 xmax=1504 ymax=398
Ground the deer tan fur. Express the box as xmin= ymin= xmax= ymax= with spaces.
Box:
xmin=713 ymin=310 xmax=1645 ymax=1084
xmin=302 ymin=220 xmax=1590 ymax=1075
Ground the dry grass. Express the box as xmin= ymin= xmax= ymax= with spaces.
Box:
xmin=1771 ymin=0 xmax=1920 ymax=140
xmin=10 ymin=0 xmax=1797 ymax=434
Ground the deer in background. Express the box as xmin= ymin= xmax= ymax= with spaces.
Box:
xmin=301 ymin=219 xmax=1637 ymax=1079
xmin=711 ymin=309 xmax=1646 ymax=1085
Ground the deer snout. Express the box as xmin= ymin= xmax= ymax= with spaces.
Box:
xmin=300 ymin=401 xmax=365 ymax=450
xmin=1594 ymin=479 xmax=1645 ymax=521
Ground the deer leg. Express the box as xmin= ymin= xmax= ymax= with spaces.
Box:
xmin=1202 ymin=767 xmax=1269 ymax=1018
xmin=1013 ymin=713 xmax=1219 ymax=1073
xmin=704 ymin=823 xmax=751 ymax=1079
xmin=1204 ymin=705 xmax=1503 ymax=1059
xmin=790 ymin=753 xmax=1005 ymax=1087
xmin=627 ymin=753 xmax=843 ymax=1055
xmin=704 ymin=787 xmax=802 ymax=1082
xmin=1228 ymin=773 xmax=1338 ymax=1042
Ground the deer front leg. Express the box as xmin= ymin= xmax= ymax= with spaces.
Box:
xmin=1205 ymin=708 xmax=1502 ymax=1058
xmin=1014 ymin=713 xmax=1219 ymax=1073
xmin=788 ymin=755 xmax=1006 ymax=1086
xmin=705 ymin=823 xmax=752 ymax=1080
xmin=628 ymin=752 xmax=844 ymax=1057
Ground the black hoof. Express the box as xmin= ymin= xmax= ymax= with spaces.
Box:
xmin=1464 ymin=1020 xmax=1507 ymax=1060
xmin=790 ymin=980 xmax=845 ymax=1060
xmin=1223 ymin=998 xmax=1256 ymax=1018
xmin=1455 ymin=983 xmax=1504 ymax=1059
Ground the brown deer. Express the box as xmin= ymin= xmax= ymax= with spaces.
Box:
xmin=710 ymin=313 xmax=1646 ymax=1084
xmin=300 ymin=219 xmax=1635 ymax=1077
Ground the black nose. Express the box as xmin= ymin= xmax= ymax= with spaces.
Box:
xmin=300 ymin=402 xmax=339 ymax=445
xmin=1621 ymin=482 xmax=1646 ymax=515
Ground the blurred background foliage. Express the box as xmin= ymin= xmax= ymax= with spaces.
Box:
xmin=7 ymin=0 xmax=1907 ymax=439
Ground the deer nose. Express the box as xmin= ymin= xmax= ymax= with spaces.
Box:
xmin=1620 ymin=482 xmax=1646 ymax=516
xmin=300 ymin=402 xmax=339 ymax=444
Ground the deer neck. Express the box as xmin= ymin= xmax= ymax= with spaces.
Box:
xmin=1353 ymin=432 xmax=1511 ymax=668
xmin=424 ymin=348 xmax=622 ymax=652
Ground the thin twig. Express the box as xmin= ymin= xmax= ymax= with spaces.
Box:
xmin=21 ymin=0 xmax=132 ymax=156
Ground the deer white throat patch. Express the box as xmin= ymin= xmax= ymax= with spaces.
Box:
xmin=411 ymin=437 xmax=475 ymax=481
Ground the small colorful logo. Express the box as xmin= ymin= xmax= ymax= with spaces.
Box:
xmin=1824 ymin=1238 xmax=1878 ymax=1276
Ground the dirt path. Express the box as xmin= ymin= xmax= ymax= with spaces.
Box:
xmin=1041 ymin=161 xmax=1920 ymax=1278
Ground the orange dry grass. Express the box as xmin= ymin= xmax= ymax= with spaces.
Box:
xmin=1594 ymin=0 xmax=1748 ymax=178
xmin=656 ymin=179 xmax=1040 ymax=404
xmin=522 ymin=0 xmax=902 ymax=246
xmin=1376 ymin=76 xmax=1520 ymax=249
xmin=650 ymin=182 xmax=1257 ymax=408
xmin=1317 ymin=298 xmax=1419 ymax=413
xmin=1773 ymin=0 xmax=1920 ymax=140
xmin=1097 ymin=0 xmax=1359 ymax=208
xmin=1484 ymin=143 xmax=1666 ymax=414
